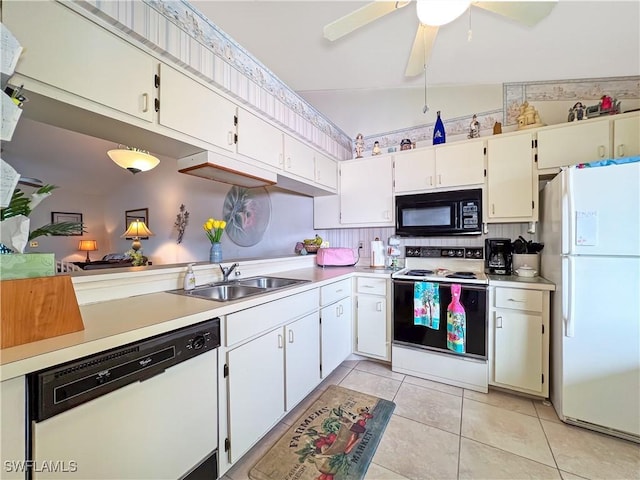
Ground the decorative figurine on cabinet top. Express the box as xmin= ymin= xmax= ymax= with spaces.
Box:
xmin=585 ymin=95 xmax=621 ymax=118
xmin=400 ymin=139 xmax=412 ymax=151
xmin=493 ymin=121 xmax=502 ymax=135
xmin=516 ymin=101 xmax=544 ymax=130
xmin=468 ymin=114 xmax=480 ymax=139
xmin=372 ymin=141 xmax=381 ymax=155
xmin=354 ymin=133 xmax=364 ymax=158
xmin=568 ymin=102 xmax=586 ymax=122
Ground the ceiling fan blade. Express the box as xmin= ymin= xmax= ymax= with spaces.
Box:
xmin=474 ymin=1 xmax=557 ymax=27
xmin=405 ymin=24 xmax=439 ymax=77
xmin=323 ymin=1 xmax=410 ymax=41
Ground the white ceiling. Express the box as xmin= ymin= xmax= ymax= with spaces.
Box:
xmin=4 ymin=1 xmax=639 ymax=194
xmin=192 ymin=1 xmax=640 ymax=92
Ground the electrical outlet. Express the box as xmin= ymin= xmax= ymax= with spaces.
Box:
xmin=29 ymin=240 xmax=39 ymax=248
xmin=358 ymin=241 xmax=364 ymax=249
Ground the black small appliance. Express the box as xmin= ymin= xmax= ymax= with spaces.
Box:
xmin=485 ymin=238 xmax=512 ymax=275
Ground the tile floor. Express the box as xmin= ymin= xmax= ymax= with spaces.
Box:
xmin=222 ymin=359 xmax=640 ymax=480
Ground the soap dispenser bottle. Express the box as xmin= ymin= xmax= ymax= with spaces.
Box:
xmin=184 ymin=263 xmax=196 ymax=291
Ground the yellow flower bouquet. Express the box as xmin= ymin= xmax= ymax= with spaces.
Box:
xmin=203 ymin=218 xmax=226 ymax=243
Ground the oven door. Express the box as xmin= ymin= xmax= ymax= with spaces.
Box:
xmin=392 ymin=279 xmax=487 ymax=359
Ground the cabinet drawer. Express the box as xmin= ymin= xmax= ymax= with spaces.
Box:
xmin=356 ymin=277 xmax=387 ymax=296
xmin=495 ymin=288 xmax=542 ymax=312
xmin=227 ymin=288 xmax=319 ymax=346
xmin=320 ymin=279 xmax=351 ymax=306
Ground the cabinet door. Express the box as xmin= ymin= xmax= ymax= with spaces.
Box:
xmin=320 ymin=297 xmax=353 ymax=378
xmin=227 ymin=329 xmax=284 ymax=462
xmin=613 ymin=114 xmax=640 ymax=158
xmin=284 ymin=135 xmax=315 ymax=180
xmin=494 ymin=310 xmax=543 ymax=393
xmin=340 ymin=156 xmax=394 ymax=225
xmin=435 ymin=140 xmax=485 ymax=188
xmin=315 ymin=153 xmax=338 ymax=190
xmin=285 ymin=312 xmax=321 ymax=410
xmin=537 ymin=119 xmax=610 ymax=169
xmin=313 ymin=194 xmax=341 ymax=229
xmin=237 ymin=108 xmax=283 ymax=168
xmin=394 ymin=149 xmax=436 ymax=193
xmin=158 ymin=63 xmax=237 ymax=151
xmin=1 ymin=377 xmax=25 ymax=480
xmin=486 ymin=133 xmax=535 ymax=220
xmin=356 ymin=295 xmax=388 ymax=359
xmin=4 ymin=1 xmax=155 ymax=123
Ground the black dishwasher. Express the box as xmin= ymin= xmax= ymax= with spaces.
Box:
xmin=27 ymin=318 xmax=220 ymax=480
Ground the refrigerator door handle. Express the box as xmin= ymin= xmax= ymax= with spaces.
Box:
xmin=563 ymin=256 xmax=575 ymax=337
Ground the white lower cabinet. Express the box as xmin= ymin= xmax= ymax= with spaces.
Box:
xmin=224 ymin=289 xmax=319 ymax=464
xmin=489 ymin=286 xmax=549 ymax=397
xmin=1 ymin=377 xmax=26 ymax=480
xmin=320 ymin=279 xmax=353 ymax=378
xmin=355 ymin=277 xmax=390 ymax=360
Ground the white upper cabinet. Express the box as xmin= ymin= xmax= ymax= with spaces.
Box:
xmin=340 ymin=155 xmax=394 ymax=225
xmin=486 ymin=132 xmax=536 ymax=222
xmin=236 ymin=108 xmax=283 ymax=168
xmin=434 ymin=139 xmax=486 ymax=188
xmin=314 ymin=153 xmax=338 ymax=190
xmin=394 ymin=140 xmax=485 ymax=193
xmin=394 ymin=148 xmax=436 ymax=193
xmin=158 ymin=64 xmax=237 ymax=152
xmin=613 ymin=113 xmax=640 ymax=158
xmin=283 ymin=134 xmax=316 ymax=181
xmin=536 ymin=117 xmax=610 ymax=169
xmin=4 ymin=0 xmax=155 ymax=123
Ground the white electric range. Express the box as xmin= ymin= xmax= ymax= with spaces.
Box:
xmin=391 ymin=246 xmax=489 ymax=393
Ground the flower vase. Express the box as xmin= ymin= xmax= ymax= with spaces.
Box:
xmin=210 ymin=242 xmax=223 ymax=263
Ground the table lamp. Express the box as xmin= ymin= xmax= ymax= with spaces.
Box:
xmin=121 ymin=220 xmax=154 ymax=252
xmin=78 ymin=240 xmax=98 ymax=262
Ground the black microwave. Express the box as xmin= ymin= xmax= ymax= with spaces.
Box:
xmin=395 ymin=189 xmax=482 ymax=236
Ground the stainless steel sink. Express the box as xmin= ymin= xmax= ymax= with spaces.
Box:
xmin=168 ymin=275 xmax=309 ymax=302
xmin=236 ymin=276 xmax=308 ymax=289
xmin=178 ymin=284 xmax=266 ymax=301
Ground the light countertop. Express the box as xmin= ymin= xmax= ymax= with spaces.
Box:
xmin=1 ymin=265 xmax=391 ymax=381
xmin=488 ymin=274 xmax=556 ymax=290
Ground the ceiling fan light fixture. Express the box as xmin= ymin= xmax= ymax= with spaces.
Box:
xmin=416 ymin=0 xmax=471 ymax=26
xmin=107 ymin=145 xmax=160 ymax=174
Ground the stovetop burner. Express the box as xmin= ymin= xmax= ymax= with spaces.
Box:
xmin=405 ymin=269 xmax=434 ymax=276
xmin=446 ymin=271 xmax=477 ymax=279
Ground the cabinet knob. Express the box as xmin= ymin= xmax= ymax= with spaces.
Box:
xmin=598 ymin=145 xmax=606 ymax=158
xmin=227 ymin=131 xmax=234 ymax=145
xmin=496 ymin=316 xmax=503 ymax=328
xmin=438 ymin=174 xmax=442 ymax=185
xmin=376 ymin=302 xmax=382 ymax=312
xmin=429 ymin=176 xmax=433 ymax=186
xmin=278 ymin=334 xmax=284 ymax=349
xmin=288 ymin=329 xmax=294 ymax=343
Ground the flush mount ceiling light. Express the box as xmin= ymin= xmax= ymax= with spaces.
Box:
xmin=416 ymin=0 xmax=471 ymax=27
xmin=107 ymin=145 xmax=160 ymax=174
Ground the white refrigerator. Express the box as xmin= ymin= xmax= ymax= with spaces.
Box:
xmin=540 ymin=161 xmax=640 ymax=442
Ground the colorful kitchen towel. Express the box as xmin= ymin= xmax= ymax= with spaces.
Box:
xmin=414 ymin=282 xmax=440 ymax=329
xmin=446 ymin=284 xmax=466 ymax=353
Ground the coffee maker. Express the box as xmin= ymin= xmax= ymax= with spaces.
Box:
xmin=485 ymin=238 xmax=513 ymax=275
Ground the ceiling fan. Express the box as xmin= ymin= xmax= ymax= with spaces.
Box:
xmin=323 ymin=1 xmax=557 ymax=77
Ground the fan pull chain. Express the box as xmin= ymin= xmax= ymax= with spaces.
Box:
xmin=468 ymin=6 xmax=473 ymax=42
xmin=422 ymin=29 xmax=429 ymax=114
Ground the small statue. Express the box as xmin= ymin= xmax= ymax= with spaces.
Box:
xmin=400 ymin=138 xmax=412 ymax=151
xmin=516 ymin=101 xmax=544 ymax=130
xmin=354 ymin=133 xmax=364 ymax=158
xmin=468 ymin=114 xmax=480 ymax=139
xmin=372 ymin=141 xmax=381 ymax=155
xmin=568 ymin=102 xmax=586 ymax=122
xmin=493 ymin=122 xmax=502 ymax=135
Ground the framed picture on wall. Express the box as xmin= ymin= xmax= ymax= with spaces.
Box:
xmin=50 ymin=212 xmax=83 ymax=236
xmin=125 ymin=208 xmax=149 ymax=239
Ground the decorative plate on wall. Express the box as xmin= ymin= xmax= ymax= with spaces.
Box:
xmin=223 ymin=186 xmax=271 ymax=247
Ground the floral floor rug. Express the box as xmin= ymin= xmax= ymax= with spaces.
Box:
xmin=249 ymin=385 xmax=395 ymax=480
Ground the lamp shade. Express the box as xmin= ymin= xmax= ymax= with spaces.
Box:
xmin=78 ymin=240 xmax=98 ymax=262
xmin=416 ymin=0 xmax=471 ymax=26
xmin=121 ymin=220 xmax=154 ymax=253
xmin=121 ymin=220 xmax=154 ymax=239
xmin=107 ymin=147 xmax=160 ymax=174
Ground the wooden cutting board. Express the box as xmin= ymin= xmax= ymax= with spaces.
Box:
xmin=1 ymin=275 xmax=84 ymax=349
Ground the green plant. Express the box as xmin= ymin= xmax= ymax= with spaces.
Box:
xmin=1 ymin=185 xmax=85 ymax=241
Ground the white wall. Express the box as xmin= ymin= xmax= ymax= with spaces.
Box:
xmin=9 ymin=153 xmax=315 ymax=265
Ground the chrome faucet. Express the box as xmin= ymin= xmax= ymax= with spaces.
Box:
xmin=219 ymin=263 xmax=240 ymax=282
